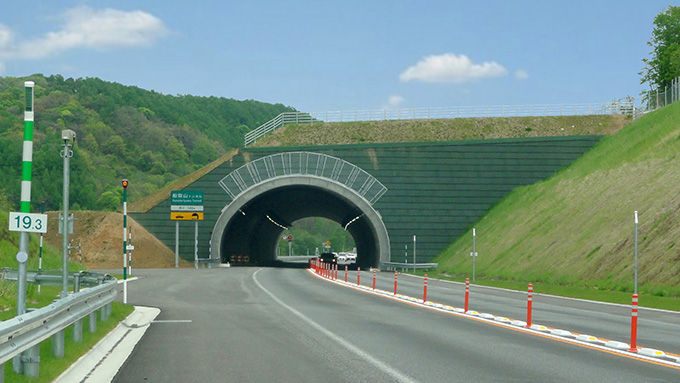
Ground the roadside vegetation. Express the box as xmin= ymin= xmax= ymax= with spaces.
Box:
xmin=432 ymin=102 xmax=680 ymax=310
xmin=0 ymin=75 xmax=294 ymax=211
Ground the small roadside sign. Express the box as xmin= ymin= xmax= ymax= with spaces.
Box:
xmin=9 ymin=212 xmax=47 ymax=233
xmin=171 ymin=212 xmax=204 ymax=220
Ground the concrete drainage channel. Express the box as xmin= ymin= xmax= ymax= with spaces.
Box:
xmin=307 ymin=267 xmax=680 ymax=368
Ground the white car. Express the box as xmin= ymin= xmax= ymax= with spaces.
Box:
xmin=335 ymin=252 xmax=356 ymax=266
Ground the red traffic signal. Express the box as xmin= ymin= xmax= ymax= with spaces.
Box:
xmin=287 ymin=235 xmax=293 ymax=240
xmin=122 ymin=179 xmax=129 ymax=189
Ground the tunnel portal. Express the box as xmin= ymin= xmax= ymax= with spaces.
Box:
xmin=210 ymin=152 xmax=390 ymax=267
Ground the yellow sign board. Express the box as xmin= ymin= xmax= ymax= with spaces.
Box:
xmin=171 ymin=212 xmax=203 ymax=220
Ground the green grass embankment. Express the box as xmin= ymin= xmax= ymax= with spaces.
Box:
xmin=252 ymin=114 xmax=629 ymax=147
xmin=433 ymin=103 xmax=680 ymax=309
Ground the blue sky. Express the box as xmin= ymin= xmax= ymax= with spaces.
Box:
xmin=0 ymin=1 xmax=672 ymax=113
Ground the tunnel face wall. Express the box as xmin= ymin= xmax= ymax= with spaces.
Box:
xmin=211 ymin=175 xmax=390 ymax=267
xmin=131 ymin=136 xmax=603 ymax=265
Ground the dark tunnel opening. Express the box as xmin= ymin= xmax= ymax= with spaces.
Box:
xmin=220 ymin=184 xmax=379 ymax=268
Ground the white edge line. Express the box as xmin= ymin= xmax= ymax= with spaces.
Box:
xmin=311 ymin=270 xmax=680 ymax=368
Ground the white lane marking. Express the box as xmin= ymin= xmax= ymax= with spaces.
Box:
xmin=253 ymin=269 xmax=418 ymax=383
xmin=152 ymin=320 xmax=192 ymax=323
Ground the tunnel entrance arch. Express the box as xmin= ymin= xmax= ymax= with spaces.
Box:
xmin=210 ymin=152 xmax=390 ymax=267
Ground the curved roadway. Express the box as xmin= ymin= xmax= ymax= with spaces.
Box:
xmin=112 ymin=268 xmax=680 ymax=382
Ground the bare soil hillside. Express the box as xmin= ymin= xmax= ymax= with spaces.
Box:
xmin=43 ymin=211 xmax=190 ymax=269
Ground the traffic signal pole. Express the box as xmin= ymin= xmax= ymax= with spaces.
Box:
xmin=122 ymin=179 xmax=128 ymax=304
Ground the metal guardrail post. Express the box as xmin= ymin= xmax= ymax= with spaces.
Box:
xmin=73 ymin=273 xmax=83 ymax=342
xmin=88 ymin=311 xmax=97 ymax=333
xmin=52 ymin=329 xmax=65 ymax=358
xmin=22 ymin=345 xmax=40 ymax=377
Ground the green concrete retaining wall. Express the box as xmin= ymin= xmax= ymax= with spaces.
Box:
xmin=131 ymin=136 xmax=602 ymax=264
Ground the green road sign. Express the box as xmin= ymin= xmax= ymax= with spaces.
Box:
xmin=171 ymin=191 xmax=204 ymax=206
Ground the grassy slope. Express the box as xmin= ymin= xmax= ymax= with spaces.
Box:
xmin=434 ymin=103 xmax=680 ymax=296
xmin=251 ymin=114 xmax=629 ymax=147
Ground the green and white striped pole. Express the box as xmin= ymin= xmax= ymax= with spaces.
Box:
xmin=17 ymin=81 xmax=35 ymax=314
xmin=14 ymin=81 xmax=35 ymax=375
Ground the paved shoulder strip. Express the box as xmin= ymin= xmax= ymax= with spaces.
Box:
xmin=53 ymin=305 xmax=160 ymax=383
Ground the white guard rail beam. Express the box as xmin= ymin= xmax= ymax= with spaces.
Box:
xmin=0 ymin=276 xmax=117 ymax=366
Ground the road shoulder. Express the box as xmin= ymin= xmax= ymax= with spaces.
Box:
xmin=53 ymin=305 xmax=160 ymax=383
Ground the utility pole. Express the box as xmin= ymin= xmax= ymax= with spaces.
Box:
xmin=60 ymin=129 xmax=76 ymax=297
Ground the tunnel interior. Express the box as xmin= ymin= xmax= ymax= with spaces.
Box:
xmin=220 ymin=185 xmax=378 ymax=268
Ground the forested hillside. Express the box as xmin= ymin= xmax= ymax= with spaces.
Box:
xmin=0 ymin=74 xmax=294 ymax=211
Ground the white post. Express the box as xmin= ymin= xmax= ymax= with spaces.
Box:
xmin=175 ymin=221 xmax=179 ymax=268
xmin=194 ymin=221 xmax=198 ymax=269
xmin=413 ymin=235 xmax=416 ymax=274
xmin=472 ymin=228 xmax=477 ymax=282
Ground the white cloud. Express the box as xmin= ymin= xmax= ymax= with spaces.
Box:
xmin=386 ymin=95 xmax=404 ymax=108
xmin=0 ymin=7 xmax=167 ymax=61
xmin=515 ymin=69 xmax=529 ymax=80
xmin=399 ymin=53 xmax=508 ymax=84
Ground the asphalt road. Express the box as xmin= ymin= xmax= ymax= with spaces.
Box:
xmin=110 ymin=267 xmax=680 ymax=382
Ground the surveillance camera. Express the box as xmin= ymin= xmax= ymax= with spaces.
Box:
xmin=61 ymin=129 xmax=76 ymax=143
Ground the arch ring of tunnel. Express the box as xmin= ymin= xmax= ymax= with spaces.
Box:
xmin=210 ymin=175 xmax=391 ymax=267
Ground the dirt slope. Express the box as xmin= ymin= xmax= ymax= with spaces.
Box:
xmin=43 ymin=211 xmax=190 ymax=269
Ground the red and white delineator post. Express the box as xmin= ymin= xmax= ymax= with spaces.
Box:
xmin=526 ymin=283 xmax=533 ymax=328
xmin=628 ymin=294 xmax=639 ymax=352
xmin=372 ymin=269 xmax=376 ymax=290
xmin=423 ymin=274 xmax=428 ymax=303
xmin=464 ymin=278 xmax=470 ymax=313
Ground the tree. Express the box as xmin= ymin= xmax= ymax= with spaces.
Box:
xmin=641 ymin=6 xmax=680 ymax=92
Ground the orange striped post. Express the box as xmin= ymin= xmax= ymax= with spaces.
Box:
xmin=464 ymin=278 xmax=470 ymax=313
xmin=357 ymin=267 xmax=361 ymax=285
xmin=423 ymin=274 xmax=428 ymax=302
xmin=526 ymin=283 xmax=533 ymax=328
xmin=628 ymin=294 xmax=639 ymax=352
xmin=345 ymin=265 xmax=348 ymax=282
xmin=372 ymin=269 xmax=376 ymax=290
xmin=394 ymin=271 xmax=398 ymax=295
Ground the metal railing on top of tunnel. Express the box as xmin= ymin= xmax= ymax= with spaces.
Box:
xmin=218 ymin=151 xmax=387 ymax=206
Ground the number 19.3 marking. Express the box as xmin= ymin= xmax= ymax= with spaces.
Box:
xmin=8 ymin=212 xmax=48 ymax=233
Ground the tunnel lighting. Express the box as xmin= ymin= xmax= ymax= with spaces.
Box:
xmin=239 ymin=209 xmax=246 ymax=216
xmin=266 ymin=214 xmax=288 ymax=230
xmin=344 ymin=215 xmax=363 ymax=230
